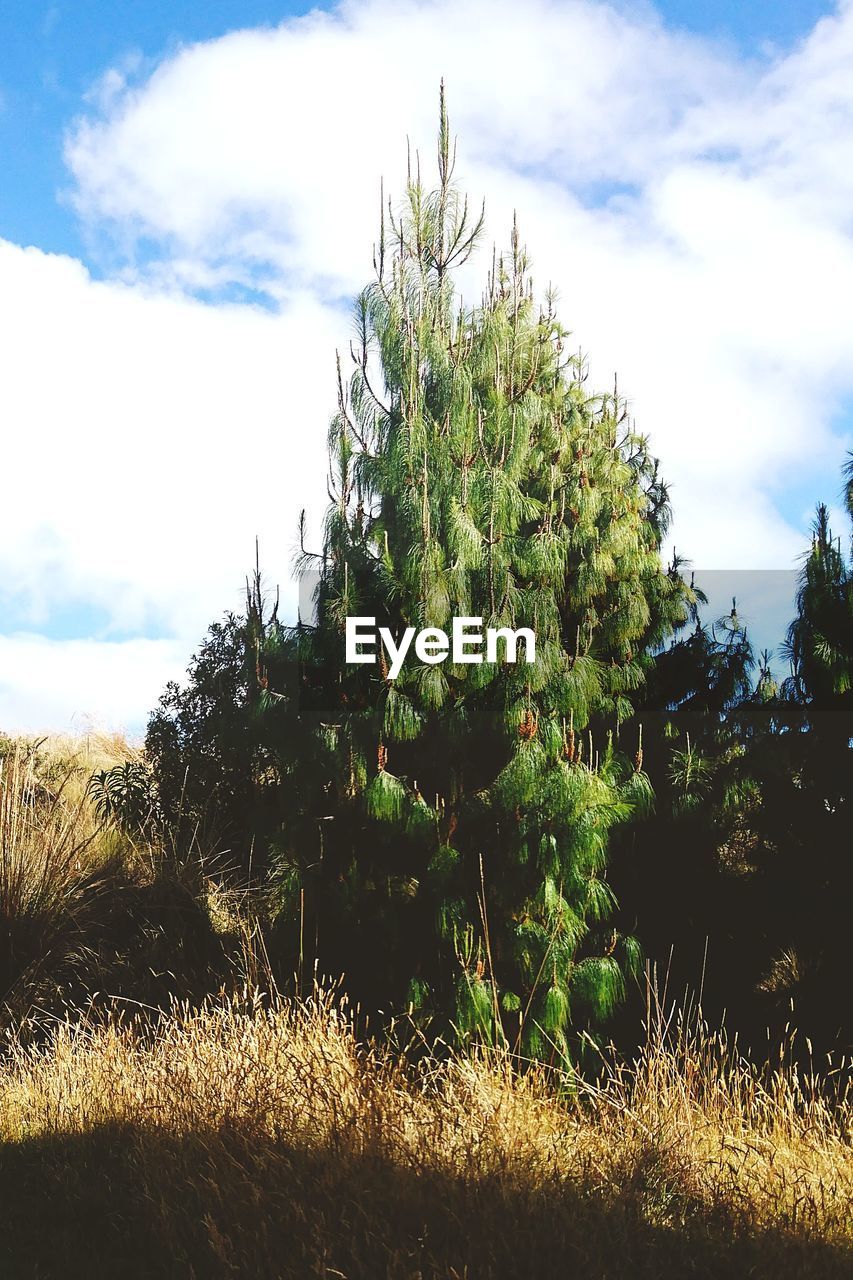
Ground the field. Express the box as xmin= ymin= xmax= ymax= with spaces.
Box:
xmin=0 ymin=736 xmax=850 ymax=1279
xmin=1 ymin=990 xmax=850 ymax=1278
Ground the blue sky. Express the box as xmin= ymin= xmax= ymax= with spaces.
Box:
xmin=0 ymin=1 xmax=850 ymax=730
xmin=0 ymin=3 xmax=313 ymax=257
xmin=657 ymin=0 xmax=832 ymax=46
xmin=0 ymin=3 xmax=837 ymax=257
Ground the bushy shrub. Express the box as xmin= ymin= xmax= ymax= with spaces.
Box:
xmin=144 ymin=607 xmax=272 ymax=872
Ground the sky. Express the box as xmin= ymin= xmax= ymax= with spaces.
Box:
xmin=0 ymin=0 xmax=851 ymax=734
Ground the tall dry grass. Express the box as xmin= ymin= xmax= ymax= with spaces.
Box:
xmin=0 ymin=733 xmax=848 ymax=1275
xmin=0 ymin=742 xmax=121 ymax=1018
xmin=0 ymin=987 xmax=849 ymax=1278
xmin=0 ymin=735 xmax=228 ymax=1031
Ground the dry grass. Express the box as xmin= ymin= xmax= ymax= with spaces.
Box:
xmin=0 ymin=733 xmax=848 ymax=1276
xmin=0 ymin=730 xmax=139 ymax=876
xmin=0 ymin=743 xmax=120 ymax=1017
xmin=4 ymin=727 xmax=142 ymax=796
xmin=0 ymin=736 xmax=226 ymax=1030
xmin=0 ymin=988 xmax=849 ymax=1279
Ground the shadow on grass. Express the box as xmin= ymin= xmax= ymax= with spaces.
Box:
xmin=1 ymin=1123 xmax=849 ymax=1279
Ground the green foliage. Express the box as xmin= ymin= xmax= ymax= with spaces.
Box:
xmin=143 ymin=563 xmax=288 ymax=872
xmin=258 ymin=93 xmax=693 ymax=1061
xmin=784 ymin=500 xmax=853 ymax=707
xmin=145 ymin=612 xmax=256 ymax=858
xmin=89 ymin=760 xmax=159 ymax=835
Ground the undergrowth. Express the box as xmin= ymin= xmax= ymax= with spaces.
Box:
xmin=0 ymin=987 xmax=849 ymax=1279
xmin=0 ymin=733 xmax=849 ymax=1277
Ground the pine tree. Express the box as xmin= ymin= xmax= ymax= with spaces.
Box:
xmin=760 ymin=476 xmax=852 ymax=1048
xmin=612 ymin=465 xmax=853 ymax=1056
xmin=263 ymin=92 xmax=693 ymax=1061
xmin=784 ymin=499 xmax=852 ymax=718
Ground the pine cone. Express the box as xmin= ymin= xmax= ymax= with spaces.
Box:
xmin=518 ymin=709 xmax=537 ymax=741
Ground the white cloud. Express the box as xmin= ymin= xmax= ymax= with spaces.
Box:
xmin=0 ymin=239 xmax=343 ymax=730
xmin=65 ymin=0 xmax=735 ymax=296
xmin=0 ymin=634 xmax=188 ymax=736
xmin=0 ymin=240 xmax=342 ymax=623
xmin=1 ymin=0 xmax=852 ymax=731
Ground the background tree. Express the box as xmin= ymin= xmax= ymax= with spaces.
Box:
xmin=612 ymin=460 xmax=853 ymax=1056
xmin=609 ymin=599 xmax=770 ymax=1044
xmin=145 ymin=556 xmax=282 ymax=872
xmin=754 ymin=472 xmax=852 ymax=1049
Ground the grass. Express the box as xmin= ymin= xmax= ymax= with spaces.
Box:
xmin=0 ymin=732 xmax=849 ymax=1277
xmin=0 ymin=735 xmax=228 ymax=1032
xmin=0 ymin=987 xmax=849 ymax=1279
xmin=0 ymin=740 xmax=121 ymax=1018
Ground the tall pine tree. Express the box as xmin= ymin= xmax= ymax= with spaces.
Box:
xmin=262 ymin=92 xmax=693 ymax=1061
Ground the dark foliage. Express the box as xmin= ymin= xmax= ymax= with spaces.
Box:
xmin=611 ymin=468 xmax=853 ymax=1059
xmin=143 ymin=573 xmax=288 ymax=875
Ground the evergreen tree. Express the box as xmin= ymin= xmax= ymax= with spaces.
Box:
xmin=784 ymin=497 xmax=852 ymax=722
xmin=613 ymin=464 xmax=853 ymax=1056
xmin=609 ymin=599 xmax=770 ymax=1044
xmin=145 ymin=558 xmax=283 ymax=869
xmin=756 ymin=477 xmax=852 ymax=1048
xmin=262 ymin=93 xmax=692 ymax=1061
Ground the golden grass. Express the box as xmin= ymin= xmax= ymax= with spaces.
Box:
xmin=0 ymin=989 xmax=849 ymax=1279
xmin=0 ymin=731 xmax=140 ymax=871
xmin=5 ymin=727 xmax=141 ymax=792
xmin=0 ymin=737 xmax=225 ymax=1033
xmin=0 ymin=733 xmax=848 ymax=1275
xmin=0 ymin=744 xmax=118 ymax=1015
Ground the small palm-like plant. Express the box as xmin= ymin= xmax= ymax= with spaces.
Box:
xmin=88 ymin=759 xmax=161 ymax=836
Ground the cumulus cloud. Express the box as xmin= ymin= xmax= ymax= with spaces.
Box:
xmin=65 ymin=0 xmax=734 ymax=295
xmin=0 ymin=240 xmax=339 ymax=630
xmin=1 ymin=0 xmax=852 ymax=730
xmin=0 ymin=634 xmax=189 ymax=736
xmin=0 ymin=239 xmax=343 ymax=730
